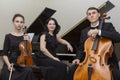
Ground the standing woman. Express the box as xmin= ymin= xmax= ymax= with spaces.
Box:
xmin=0 ymin=14 xmax=34 ymax=80
xmin=35 ymin=18 xmax=73 ymax=80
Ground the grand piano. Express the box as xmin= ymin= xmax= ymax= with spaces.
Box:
xmin=27 ymin=1 xmax=115 ymax=62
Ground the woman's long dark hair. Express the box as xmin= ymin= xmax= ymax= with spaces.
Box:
xmin=45 ymin=18 xmax=61 ymax=35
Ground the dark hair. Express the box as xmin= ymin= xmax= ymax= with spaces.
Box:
xmin=45 ymin=18 xmax=61 ymax=35
xmin=12 ymin=13 xmax=25 ymax=23
xmin=86 ymin=7 xmax=100 ymax=14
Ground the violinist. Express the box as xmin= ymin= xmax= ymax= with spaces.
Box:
xmin=0 ymin=13 xmax=34 ymax=80
xmin=67 ymin=7 xmax=120 ymax=80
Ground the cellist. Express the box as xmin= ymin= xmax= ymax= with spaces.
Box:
xmin=0 ymin=13 xmax=34 ymax=80
xmin=67 ymin=7 xmax=120 ymax=80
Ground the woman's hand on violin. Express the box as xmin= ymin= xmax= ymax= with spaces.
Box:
xmin=72 ymin=59 xmax=80 ymax=65
xmin=88 ymin=29 xmax=99 ymax=38
xmin=23 ymin=34 xmax=29 ymax=40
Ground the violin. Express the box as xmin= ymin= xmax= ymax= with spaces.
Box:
xmin=17 ymin=26 xmax=33 ymax=67
xmin=74 ymin=13 xmax=113 ymax=80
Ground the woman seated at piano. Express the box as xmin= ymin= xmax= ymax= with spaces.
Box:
xmin=35 ymin=17 xmax=73 ymax=80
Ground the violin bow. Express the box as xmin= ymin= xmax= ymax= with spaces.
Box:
xmin=9 ymin=65 xmax=13 ymax=80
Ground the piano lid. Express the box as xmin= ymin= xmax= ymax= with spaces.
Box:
xmin=27 ymin=7 xmax=56 ymax=35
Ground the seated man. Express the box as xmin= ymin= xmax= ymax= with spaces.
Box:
xmin=68 ymin=7 xmax=120 ymax=80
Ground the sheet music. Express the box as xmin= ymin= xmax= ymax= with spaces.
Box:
xmin=27 ymin=33 xmax=34 ymax=42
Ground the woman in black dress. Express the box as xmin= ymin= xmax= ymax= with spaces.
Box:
xmin=35 ymin=18 xmax=73 ymax=80
xmin=0 ymin=14 xmax=34 ymax=80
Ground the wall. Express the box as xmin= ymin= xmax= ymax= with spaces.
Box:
xmin=0 ymin=0 xmax=120 ymax=50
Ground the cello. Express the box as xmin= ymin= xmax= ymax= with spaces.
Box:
xmin=74 ymin=13 xmax=113 ymax=80
xmin=17 ymin=26 xmax=33 ymax=67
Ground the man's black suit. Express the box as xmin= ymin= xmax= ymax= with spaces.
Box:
xmin=68 ymin=22 xmax=120 ymax=80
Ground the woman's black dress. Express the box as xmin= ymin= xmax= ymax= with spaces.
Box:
xmin=35 ymin=32 xmax=67 ymax=80
xmin=0 ymin=34 xmax=34 ymax=80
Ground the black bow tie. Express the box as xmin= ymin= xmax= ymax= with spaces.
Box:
xmin=90 ymin=26 xmax=98 ymax=29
